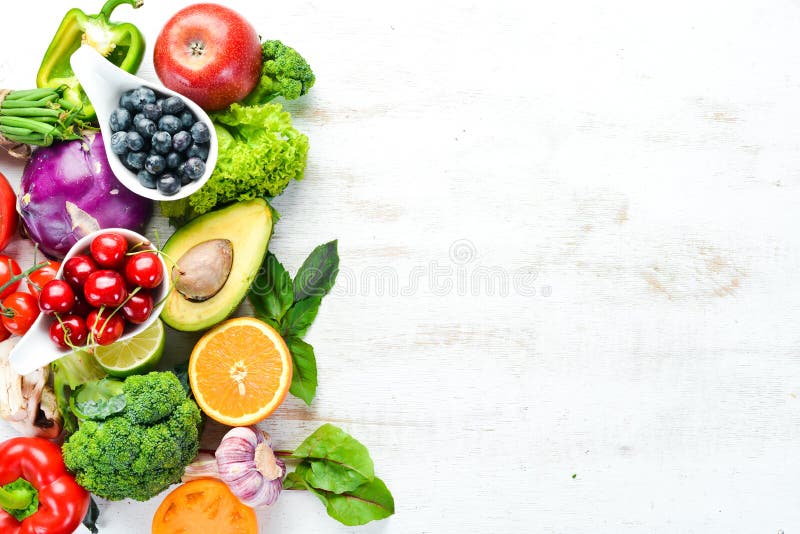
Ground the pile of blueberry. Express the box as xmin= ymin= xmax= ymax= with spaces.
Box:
xmin=109 ymin=86 xmax=211 ymax=196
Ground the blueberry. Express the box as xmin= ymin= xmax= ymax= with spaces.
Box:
xmin=126 ymin=131 xmax=144 ymax=151
xmin=179 ymin=111 xmax=194 ymax=129
xmin=190 ymin=122 xmax=210 ymax=144
xmin=172 ymin=131 xmax=192 ymax=152
xmin=162 ymin=96 xmax=185 ymax=114
xmin=166 ymin=152 xmax=183 ymax=170
xmin=156 ymin=98 xmax=165 ymax=109
xmin=125 ymin=151 xmax=147 ymax=170
xmin=158 ymin=115 xmax=182 ymax=135
xmin=119 ymin=90 xmax=136 ymax=111
xmin=151 ymin=131 xmax=172 ymax=155
xmin=137 ymin=170 xmax=157 ymax=189
xmin=157 ymin=173 xmax=181 ymax=196
xmin=110 ymin=131 xmax=129 ymax=156
xmin=109 ymin=108 xmax=131 ymax=132
xmin=135 ymin=118 xmax=157 ymax=138
xmin=145 ymin=154 xmax=166 ymax=175
xmin=179 ymin=169 xmax=193 ymax=185
xmin=183 ymin=157 xmax=206 ymax=181
xmin=142 ymin=102 xmax=162 ymax=121
xmin=131 ymin=86 xmax=156 ymax=111
xmin=186 ymin=142 xmax=209 ymax=160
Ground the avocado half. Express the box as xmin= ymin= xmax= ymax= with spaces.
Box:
xmin=160 ymin=199 xmax=273 ymax=332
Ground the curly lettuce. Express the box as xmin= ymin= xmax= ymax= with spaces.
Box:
xmin=160 ymin=102 xmax=308 ymax=222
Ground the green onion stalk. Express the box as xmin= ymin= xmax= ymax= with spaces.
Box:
xmin=0 ymin=86 xmax=92 ymax=159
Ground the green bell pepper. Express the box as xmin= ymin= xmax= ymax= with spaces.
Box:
xmin=36 ymin=0 xmax=146 ymax=121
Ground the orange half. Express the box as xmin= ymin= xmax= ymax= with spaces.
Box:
xmin=189 ymin=317 xmax=292 ymax=425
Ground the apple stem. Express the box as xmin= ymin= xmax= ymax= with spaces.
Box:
xmin=189 ymin=41 xmax=205 ymax=57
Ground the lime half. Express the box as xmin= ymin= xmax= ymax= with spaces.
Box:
xmin=94 ymin=319 xmax=166 ymax=377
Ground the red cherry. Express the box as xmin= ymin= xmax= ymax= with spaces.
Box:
xmin=90 ymin=233 xmax=129 ymax=269
xmin=121 ymin=291 xmax=154 ymax=324
xmin=49 ymin=315 xmax=89 ymax=348
xmin=83 ymin=270 xmax=128 ymax=308
xmin=38 ymin=280 xmax=75 ymax=314
xmin=124 ymin=252 xmax=164 ymax=289
xmin=86 ymin=309 xmax=125 ymax=346
xmin=63 ymin=255 xmax=98 ymax=290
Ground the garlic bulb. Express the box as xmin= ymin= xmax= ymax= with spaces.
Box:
xmin=181 ymin=452 xmax=220 ymax=482
xmin=215 ymin=426 xmax=286 ymax=507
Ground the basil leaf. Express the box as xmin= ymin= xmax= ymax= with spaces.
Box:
xmin=293 ymin=240 xmax=339 ymax=301
xmin=281 ymin=297 xmax=321 ymax=337
xmin=296 ymin=464 xmax=395 ymax=526
xmin=249 ymin=252 xmax=294 ymax=322
xmin=286 ymin=336 xmax=317 ymax=405
xmin=292 ymin=424 xmax=374 ymax=482
xmin=304 ymin=459 xmax=369 ymax=493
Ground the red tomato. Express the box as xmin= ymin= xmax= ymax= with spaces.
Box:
xmin=0 ymin=172 xmax=18 ymax=251
xmin=0 ymin=256 xmax=21 ymax=300
xmin=26 ymin=260 xmax=60 ymax=299
xmin=0 ymin=321 xmax=10 ymax=342
xmin=2 ymin=292 xmax=39 ymax=336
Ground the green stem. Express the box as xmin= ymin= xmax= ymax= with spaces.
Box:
xmin=100 ymin=0 xmax=143 ymax=19
xmin=0 ymin=261 xmax=48 ymax=315
xmin=0 ymin=481 xmax=34 ymax=511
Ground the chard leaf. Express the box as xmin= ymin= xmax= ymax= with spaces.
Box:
xmin=304 ymin=459 xmax=369 ymax=494
xmin=249 ymin=252 xmax=294 ymax=322
xmin=292 ymin=424 xmax=374 ymax=482
xmin=293 ymin=241 xmax=339 ymax=301
xmin=296 ymin=464 xmax=395 ymax=526
xmin=285 ymin=336 xmax=317 ymax=405
xmin=281 ymin=297 xmax=321 ymax=338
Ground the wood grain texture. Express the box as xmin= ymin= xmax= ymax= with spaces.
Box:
xmin=2 ymin=0 xmax=800 ymax=532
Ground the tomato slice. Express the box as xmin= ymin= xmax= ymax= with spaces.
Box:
xmin=152 ymin=479 xmax=257 ymax=534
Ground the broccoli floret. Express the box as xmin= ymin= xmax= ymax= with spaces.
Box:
xmin=123 ymin=372 xmax=186 ymax=425
xmin=242 ymin=40 xmax=316 ymax=105
xmin=62 ymin=372 xmax=202 ymax=501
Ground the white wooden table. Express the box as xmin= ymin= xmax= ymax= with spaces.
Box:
xmin=2 ymin=1 xmax=800 ymax=532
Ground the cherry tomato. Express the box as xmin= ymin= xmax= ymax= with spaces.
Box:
xmin=0 ymin=256 xmax=22 ymax=300
xmin=90 ymin=233 xmax=129 ymax=269
xmin=26 ymin=260 xmax=60 ymax=299
xmin=62 ymin=255 xmax=98 ymax=290
xmin=121 ymin=291 xmax=154 ymax=324
xmin=2 ymin=292 xmax=39 ymax=336
xmin=0 ymin=322 xmax=10 ymax=343
xmin=38 ymin=280 xmax=75 ymax=314
xmin=86 ymin=309 xmax=125 ymax=346
xmin=124 ymin=252 xmax=164 ymax=289
xmin=49 ymin=315 xmax=88 ymax=348
xmin=83 ymin=270 xmax=128 ymax=308
xmin=0 ymin=172 xmax=18 ymax=252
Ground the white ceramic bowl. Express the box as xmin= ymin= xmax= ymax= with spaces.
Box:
xmin=9 ymin=228 xmax=169 ymax=375
xmin=69 ymin=45 xmax=218 ymax=201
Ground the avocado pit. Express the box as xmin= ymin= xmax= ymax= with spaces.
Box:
xmin=173 ymin=239 xmax=233 ymax=302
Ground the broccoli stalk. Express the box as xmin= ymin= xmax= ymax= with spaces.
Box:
xmin=51 ymin=351 xmax=106 ymax=436
xmin=242 ymin=40 xmax=316 ymax=105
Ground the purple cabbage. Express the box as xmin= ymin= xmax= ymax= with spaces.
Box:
xmin=19 ymin=132 xmax=152 ymax=259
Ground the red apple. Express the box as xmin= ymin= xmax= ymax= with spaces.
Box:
xmin=154 ymin=3 xmax=262 ymax=111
